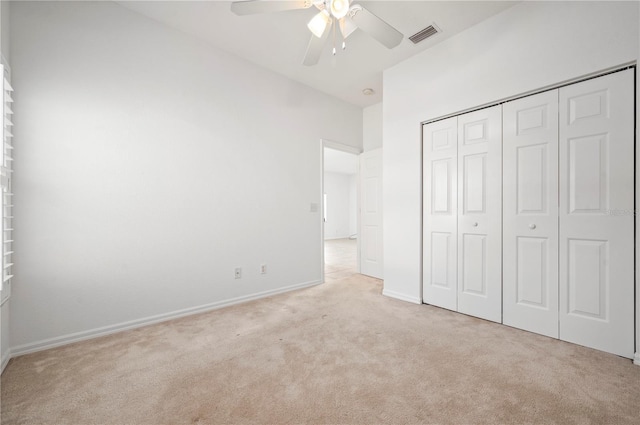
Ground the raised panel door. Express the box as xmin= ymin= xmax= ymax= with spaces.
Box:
xmin=423 ymin=117 xmax=458 ymax=310
xmin=360 ymin=148 xmax=383 ymax=279
xmin=457 ymin=106 xmax=502 ymax=323
xmin=503 ymin=90 xmax=559 ymax=338
xmin=559 ymin=69 xmax=634 ymax=358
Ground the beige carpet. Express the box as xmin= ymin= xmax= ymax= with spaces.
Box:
xmin=2 ymin=275 xmax=640 ymax=424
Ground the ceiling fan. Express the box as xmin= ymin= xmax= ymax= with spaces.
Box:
xmin=230 ymin=0 xmax=404 ymax=66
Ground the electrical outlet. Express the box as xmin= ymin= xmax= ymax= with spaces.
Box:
xmin=260 ymin=264 xmax=267 ymax=274
xmin=235 ymin=268 xmax=242 ymax=279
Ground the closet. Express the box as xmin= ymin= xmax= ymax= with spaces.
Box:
xmin=423 ymin=69 xmax=635 ymax=358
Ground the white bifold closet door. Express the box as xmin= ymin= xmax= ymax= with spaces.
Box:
xmin=558 ymin=70 xmax=635 ymax=358
xmin=503 ymin=69 xmax=634 ymax=358
xmin=503 ymin=90 xmax=559 ymax=338
xmin=457 ymin=107 xmax=502 ymax=323
xmin=423 ymin=106 xmax=502 ymax=323
xmin=423 ymin=117 xmax=458 ymax=311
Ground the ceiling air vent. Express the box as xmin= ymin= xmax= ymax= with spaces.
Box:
xmin=409 ymin=24 xmax=440 ymax=44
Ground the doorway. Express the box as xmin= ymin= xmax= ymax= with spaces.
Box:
xmin=322 ymin=142 xmax=360 ymax=281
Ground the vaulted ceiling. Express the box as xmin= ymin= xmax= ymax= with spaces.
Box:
xmin=117 ymin=1 xmax=517 ymax=107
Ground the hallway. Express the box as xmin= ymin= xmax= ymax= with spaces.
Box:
xmin=324 ymin=238 xmax=357 ymax=281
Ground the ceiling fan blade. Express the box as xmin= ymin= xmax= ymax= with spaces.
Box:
xmin=231 ymin=0 xmax=313 ymax=16
xmin=348 ymin=5 xmax=403 ymax=49
xmin=339 ymin=16 xmax=358 ymax=39
xmin=302 ymin=20 xmax=333 ymax=66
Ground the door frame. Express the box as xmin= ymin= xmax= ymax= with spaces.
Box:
xmin=320 ymin=139 xmax=362 ymax=283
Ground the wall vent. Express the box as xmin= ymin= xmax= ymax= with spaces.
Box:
xmin=409 ymin=24 xmax=439 ymax=44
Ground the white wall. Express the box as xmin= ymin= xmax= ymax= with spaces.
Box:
xmin=324 ymin=172 xmax=355 ymax=240
xmin=383 ymin=1 xmax=639 ymax=305
xmin=363 ymin=102 xmax=382 ymax=152
xmin=10 ymin=1 xmax=362 ymax=353
xmin=0 ymin=303 xmax=8 ymax=368
xmin=0 ymin=0 xmax=9 ymax=62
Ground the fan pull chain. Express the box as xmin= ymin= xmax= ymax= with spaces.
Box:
xmin=332 ymin=18 xmax=337 ymax=56
xmin=330 ymin=20 xmax=337 ymax=68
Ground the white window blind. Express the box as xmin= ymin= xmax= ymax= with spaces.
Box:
xmin=1 ymin=63 xmax=13 ymax=305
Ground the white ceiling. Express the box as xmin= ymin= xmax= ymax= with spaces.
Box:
xmin=324 ymin=148 xmax=358 ymax=175
xmin=117 ymin=1 xmax=517 ymax=108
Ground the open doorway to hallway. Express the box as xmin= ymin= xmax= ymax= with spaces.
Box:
xmin=323 ymin=146 xmax=359 ymax=281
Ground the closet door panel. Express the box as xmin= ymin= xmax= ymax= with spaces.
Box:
xmin=559 ymin=69 xmax=634 ymax=358
xmin=457 ymin=105 xmax=502 ymax=323
xmin=423 ymin=117 xmax=458 ymax=310
xmin=503 ymin=90 xmax=559 ymax=338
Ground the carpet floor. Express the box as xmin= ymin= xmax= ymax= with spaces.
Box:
xmin=1 ymin=275 xmax=639 ymax=424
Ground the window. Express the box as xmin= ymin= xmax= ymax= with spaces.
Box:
xmin=1 ymin=60 xmax=13 ymax=305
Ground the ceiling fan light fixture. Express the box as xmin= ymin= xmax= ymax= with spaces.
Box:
xmin=308 ymin=10 xmax=331 ymax=38
xmin=330 ymin=0 xmax=350 ymax=19
xmin=230 ymin=0 xmax=404 ymax=66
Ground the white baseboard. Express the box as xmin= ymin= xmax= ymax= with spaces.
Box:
xmin=9 ymin=280 xmax=322 ymax=359
xmin=382 ymin=289 xmax=422 ymax=305
xmin=634 ymin=352 xmax=640 ymax=366
xmin=324 ymin=236 xmax=351 ymax=240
